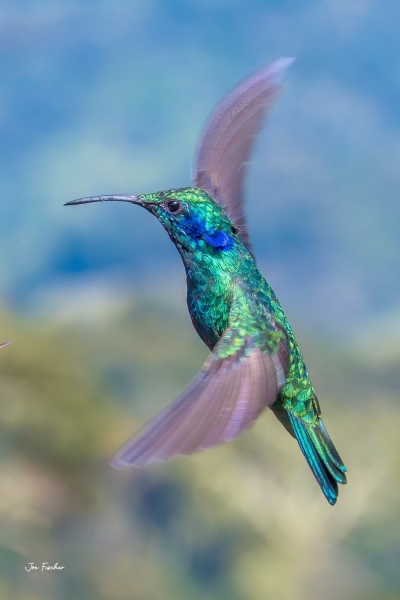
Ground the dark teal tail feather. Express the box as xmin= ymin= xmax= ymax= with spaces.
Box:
xmin=287 ymin=412 xmax=346 ymax=505
xmin=308 ymin=421 xmax=347 ymax=485
xmin=316 ymin=419 xmax=347 ymax=474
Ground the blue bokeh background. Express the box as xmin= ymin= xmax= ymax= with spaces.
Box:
xmin=1 ymin=0 xmax=399 ymax=334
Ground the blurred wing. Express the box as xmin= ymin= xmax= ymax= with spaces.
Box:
xmin=193 ymin=58 xmax=294 ymax=254
xmin=110 ymin=329 xmax=287 ymax=470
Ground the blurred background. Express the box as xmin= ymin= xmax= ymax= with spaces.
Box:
xmin=0 ymin=0 xmax=399 ymax=598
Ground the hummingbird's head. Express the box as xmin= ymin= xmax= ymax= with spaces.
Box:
xmin=138 ymin=187 xmax=238 ymax=254
xmin=66 ymin=187 xmax=240 ymax=256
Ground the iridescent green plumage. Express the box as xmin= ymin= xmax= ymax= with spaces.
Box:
xmin=66 ymin=59 xmax=347 ymax=504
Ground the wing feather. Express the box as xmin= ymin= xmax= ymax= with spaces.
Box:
xmin=110 ymin=333 xmax=285 ymax=469
xmin=193 ymin=58 xmax=294 ymax=253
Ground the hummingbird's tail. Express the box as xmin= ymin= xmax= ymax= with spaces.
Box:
xmin=287 ymin=412 xmax=347 ymax=505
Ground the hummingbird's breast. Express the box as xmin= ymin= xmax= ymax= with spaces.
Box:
xmin=182 ymin=240 xmax=258 ymax=350
xmin=186 ymin=271 xmax=232 ymax=351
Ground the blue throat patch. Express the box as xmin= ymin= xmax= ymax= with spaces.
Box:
xmin=181 ymin=216 xmax=233 ymax=251
xmin=204 ymin=230 xmax=233 ymax=250
xmin=181 ymin=216 xmax=206 ymax=238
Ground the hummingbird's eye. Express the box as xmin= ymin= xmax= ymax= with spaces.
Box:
xmin=166 ymin=200 xmax=183 ymax=214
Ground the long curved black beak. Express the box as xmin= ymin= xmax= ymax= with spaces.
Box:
xmin=64 ymin=195 xmax=141 ymax=206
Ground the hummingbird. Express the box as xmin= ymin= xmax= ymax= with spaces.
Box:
xmin=65 ymin=58 xmax=347 ymax=505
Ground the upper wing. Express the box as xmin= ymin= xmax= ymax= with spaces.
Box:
xmin=193 ymin=58 xmax=294 ymax=254
xmin=110 ymin=327 xmax=288 ymax=470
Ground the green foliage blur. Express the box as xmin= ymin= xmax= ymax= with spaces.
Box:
xmin=0 ymin=294 xmax=399 ymax=600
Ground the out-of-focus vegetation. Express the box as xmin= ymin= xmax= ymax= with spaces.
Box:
xmin=1 ymin=296 xmax=399 ymax=600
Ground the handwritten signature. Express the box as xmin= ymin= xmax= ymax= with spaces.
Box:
xmin=25 ymin=562 xmax=65 ymax=572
